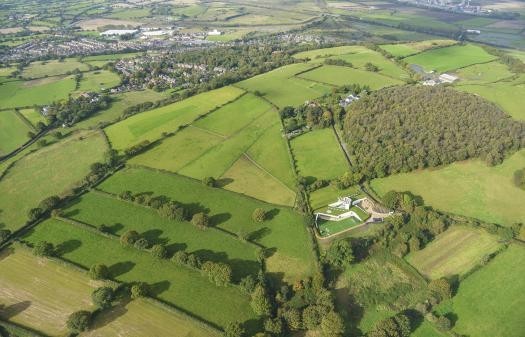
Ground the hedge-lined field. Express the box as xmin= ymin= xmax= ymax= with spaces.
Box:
xmin=24 ymin=218 xmax=255 ymax=328
xmin=0 ymin=247 xmax=99 ymax=336
xmin=64 ymin=191 xmax=260 ymax=280
xmin=0 ymin=110 xmax=31 ymax=155
xmin=0 ymin=130 xmax=108 ymax=231
xmin=371 ymin=149 xmax=525 ymax=227
xmin=407 ymin=226 xmax=503 ymax=279
xmin=379 ymin=39 xmax=457 ymax=57
xmin=22 ymin=59 xmax=89 ymax=78
xmin=0 ymin=76 xmax=76 ymax=108
xmin=105 ymin=86 xmax=244 ymax=150
xmin=97 ymin=167 xmax=315 ymax=283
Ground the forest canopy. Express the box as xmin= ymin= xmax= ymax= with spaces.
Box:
xmin=343 ymin=85 xmax=525 ymax=178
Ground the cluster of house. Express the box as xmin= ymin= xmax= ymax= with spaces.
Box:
xmin=339 ymin=93 xmax=360 ymax=108
xmin=422 ymin=72 xmax=458 ymax=86
xmin=100 ymin=27 xmax=223 ymax=39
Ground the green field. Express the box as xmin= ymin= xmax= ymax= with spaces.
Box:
xmin=18 ymin=108 xmax=46 ymax=128
xmin=97 ymin=167 xmax=315 ymax=283
xmin=0 ymin=247 xmax=99 ymax=336
xmin=73 ymin=89 xmax=172 ymax=130
xmin=105 ymin=86 xmax=244 ymax=150
xmin=85 ymin=298 xmax=218 ymax=337
xmin=309 ymin=184 xmax=363 ymax=210
xmin=193 ymin=93 xmax=273 ymax=136
xmin=236 ymin=63 xmax=332 ymax=108
xmin=297 ymin=65 xmax=403 ymax=89
xmin=293 ymin=46 xmax=366 ymax=60
xmin=453 ymin=61 xmax=514 ymax=84
xmin=0 ymin=110 xmax=31 ymax=155
xmin=379 ymin=39 xmax=457 ymax=57
xmin=22 ymin=59 xmax=89 ymax=78
xmin=0 ymin=76 xmax=76 ymax=108
xmin=404 ymin=44 xmax=497 ymax=72
xmin=24 ymin=218 xmax=255 ymax=328
xmin=437 ymin=244 xmax=525 ymax=337
xmin=64 ymin=191 xmax=259 ymax=280
xmin=0 ymin=130 xmax=108 ymax=231
xmin=407 ymin=226 xmax=502 ymax=279
xmin=291 ymin=128 xmax=349 ymax=181
xmin=371 ymin=149 xmax=525 ymax=226
xmin=455 ymin=82 xmax=525 ymax=120
xmin=76 ymin=70 xmax=121 ymax=93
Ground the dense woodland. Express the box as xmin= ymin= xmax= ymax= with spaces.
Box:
xmin=343 ymin=85 xmax=525 ymax=179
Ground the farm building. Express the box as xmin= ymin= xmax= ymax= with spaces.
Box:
xmin=100 ymin=29 xmax=138 ymax=36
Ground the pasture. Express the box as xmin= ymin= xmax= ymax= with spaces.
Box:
xmin=24 ymin=218 xmax=255 ymax=328
xmin=453 ymin=61 xmax=514 ymax=84
xmin=328 ymin=50 xmax=408 ymax=80
xmin=403 ymin=44 xmax=497 ymax=72
xmin=407 ymin=226 xmax=502 ymax=279
xmin=437 ymin=244 xmax=525 ymax=337
xmin=0 ymin=110 xmax=31 ymax=156
xmin=455 ymin=82 xmax=525 ymax=120
xmin=293 ymin=46 xmax=366 ymax=60
xmin=105 ymin=86 xmax=244 ymax=150
xmin=236 ymin=63 xmax=332 ymax=108
xmin=85 ymin=298 xmax=218 ymax=337
xmin=220 ymin=155 xmax=296 ymax=206
xmin=98 ymin=167 xmax=315 ymax=283
xmin=22 ymin=59 xmax=89 ymax=78
xmin=76 ymin=70 xmax=121 ymax=93
xmin=297 ymin=65 xmax=403 ymax=89
xmin=0 ymin=76 xmax=76 ymax=108
xmin=64 ymin=191 xmax=260 ymax=280
xmin=193 ymin=93 xmax=273 ymax=136
xmin=0 ymin=247 xmax=99 ymax=336
xmin=370 ymin=149 xmax=525 ymax=226
xmin=19 ymin=108 xmax=46 ymax=128
xmin=290 ymin=129 xmax=349 ymax=181
xmin=309 ymin=185 xmax=363 ymax=211
xmin=379 ymin=39 xmax=457 ymax=57
xmin=0 ymin=130 xmax=108 ymax=231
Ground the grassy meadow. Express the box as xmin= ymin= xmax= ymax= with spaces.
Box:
xmin=0 ymin=130 xmax=108 ymax=231
xmin=403 ymin=44 xmax=497 ymax=72
xmin=0 ymin=110 xmax=31 ymax=155
xmin=18 ymin=108 xmax=46 ymax=128
xmin=371 ymin=149 xmax=525 ymax=226
xmin=24 ymin=218 xmax=255 ymax=328
xmin=64 ymin=191 xmax=260 ymax=280
xmin=297 ymin=65 xmax=403 ymax=89
xmin=437 ymin=244 xmax=525 ymax=337
xmin=309 ymin=184 xmax=363 ymax=210
xmin=105 ymin=86 xmax=244 ymax=150
xmin=453 ymin=61 xmax=514 ymax=84
xmin=0 ymin=247 xmax=100 ymax=336
xmin=85 ymin=298 xmax=218 ymax=337
xmin=98 ymin=167 xmax=315 ymax=283
xmin=76 ymin=70 xmax=121 ymax=93
xmin=236 ymin=63 xmax=332 ymax=108
xmin=379 ymin=39 xmax=457 ymax=57
xmin=22 ymin=59 xmax=89 ymax=78
xmin=0 ymin=76 xmax=76 ymax=108
xmin=291 ymin=128 xmax=349 ymax=181
xmin=407 ymin=226 xmax=503 ymax=279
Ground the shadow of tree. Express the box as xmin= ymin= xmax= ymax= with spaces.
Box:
xmin=88 ymin=301 xmax=129 ymax=331
xmin=247 ymin=227 xmax=271 ymax=242
xmin=141 ymin=229 xmax=168 ymax=245
xmin=109 ymin=261 xmax=135 ymax=278
xmin=55 ymin=239 xmax=82 ymax=256
xmin=0 ymin=301 xmax=31 ymax=319
xmin=150 ymin=280 xmax=170 ymax=296
xmin=0 ymin=247 xmax=14 ymax=262
xmin=215 ymin=178 xmax=233 ymax=188
xmin=209 ymin=213 xmax=231 ymax=227
xmin=265 ymin=208 xmax=280 ymax=221
xmin=165 ymin=242 xmax=187 ymax=255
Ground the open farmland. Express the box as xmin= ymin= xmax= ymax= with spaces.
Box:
xmin=0 ymin=130 xmax=108 ymax=231
xmin=24 ymin=218 xmax=255 ymax=328
xmin=0 ymin=247 xmax=99 ymax=336
xmin=0 ymin=110 xmax=31 ymax=155
xmin=309 ymin=184 xmax=363 ymax=210
xmin=407 ymin=226 xmax=503 ymax=279
xmin=379 ymin=39 xmax=457 ymax=57
xmin=97 ymin=167 xmax=315 ymax=283
xmin=371 ymin=149 xmax=525 ymax=226
xmin=291 ymin=128 xmax=348 ymax=181
xmin=236 ymin=63 xmax=332 ymax=108
xmin=105 ymin=86 xmax=244 ymax=150
xmin=22 ymin=59 xmax=89 ymax=78
xmin=297 ymin=65 xmax=403 ymax=89
xmin=18 ymin=108 xmax=46 ymax=128
xmin=404 ymin=44 xmax=497 ymax=72
xmin=455 ymin=82 xmax=525 ymax=120
xmin=0 ymin=76 xmax=76 ymax=108
xmin=63 ymin=191 xmax=260 ymax=280
xmin=453 ymin=61 xmax=514 ymax=84
xmin=76 ymin=70 xmax=121 ymax=93
xmin=437 ymin=245 xmax=525 ymax=337
xmin=84 ymin=298 xmax=218 ymax=337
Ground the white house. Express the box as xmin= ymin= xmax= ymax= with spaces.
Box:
xmin=207 ymin=29 xmax=223 ymax=36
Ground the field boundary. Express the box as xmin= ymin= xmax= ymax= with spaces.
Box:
xmin=12 ymin=108 xmax=37 ymax=131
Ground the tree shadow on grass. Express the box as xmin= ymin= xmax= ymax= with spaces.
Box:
xmin=62 ymin=208 xmax=80 ymax=218
xmin=215 ymin=178 xmax=233 ymax=188
xmin=0 ymin=247 xmax=14 ymax=262
xmin=402 ymin=308 xmax=424 ymax=331
xmin=89 ymin=301 xmax=129 ymax=331
xmin=150 ymin=280 xmax=170 ymax=296
xmin=247 ymin=227 xmax=271 ymax=242
xmin=55 ymin=239 xmax=82 ymax=256
xmin=165 ymin=242 xmax=187 ymax=255
xmin=265 ymin=208 xmax=280 ymax=221
xmin=209 ymin=213 xmax=231 ymax=227
xmin=141 ymin=229 xmax=168 ymax=245
xmin=106 ymin=223 xmax=124 ymax=233
xmin=228 ymin=259 xmax=260 ymax=282
xmin=242 ymin=317 xmax=263 ymax=337
xmin=0 ymin=301 xmax=31 ymax=319
xmin=109 ymin=261 xmax=135 ymax=278
xmin=181 ymin=202 xmax=209 ymax=216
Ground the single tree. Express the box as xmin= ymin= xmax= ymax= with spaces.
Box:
xmin=191 ymin=212 xmax=209 ymax=229
xmin=131 ymin=282 xmax=149 ymax=299
xmin=151 ymin=244 xmax=168 ymax=259
xmin=33 ymin=241 xmax=54 ymax=257
xmin=120 ymin=230 xmax=140 ymax=246
xmin=91 ymin=287 xmax=114 ymax=309
xmin=320 ymin=311 xmax=344 ymax=337
xmin=66 ymin=310 xmax=91 ymax=332
xmin=89 ymin=264 xmax=110 ymax=280
xmin=224 ymin=321 xmax=245 ymax=337
xmin=252 ymin=208 xmax=267 ymax=222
